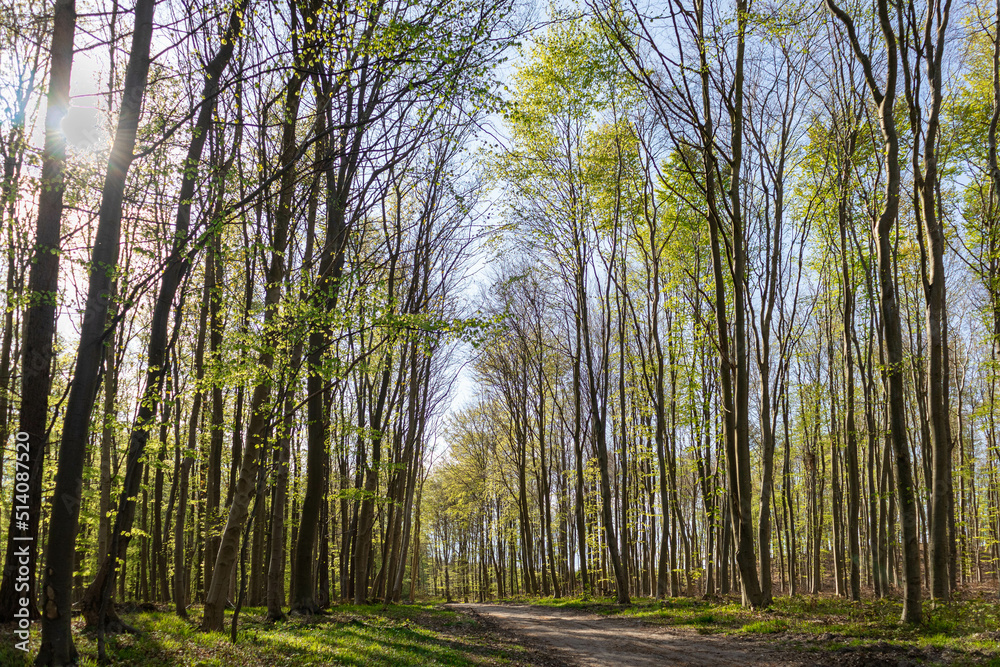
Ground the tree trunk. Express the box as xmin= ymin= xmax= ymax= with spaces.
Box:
xmin=835 ymin=127 xmax=862 ymax=601
xmin=902 ymin=0 xmax=953 ymax=602
xmin=201 ymin=64 xmax=304 ymax=632
xmin=266 ymin=361 xmax=297 ymax=621
xmin=79 ymin=5 xmax=246 ymax=633
xmin=572 ymin=324 xmax=588 ymax=595
xmin=205 ymin=229 xmax=226 ymax=593
xmin=695 ymin=0 xmax=763 ymax=609
xmin=291 ymin=75 xmax=351 ymax=612
xmin=0 ymin=0 xmax=76 ymax=625
xmin=97 ymin=296 xmax=118 ymax=567
xmin=36 ymin=0 xmax=155 ymax=659
xmin=578 ymin=283 xmax=629 ymax=604
xmin=826 ymin=0 xmax=922 ymax=624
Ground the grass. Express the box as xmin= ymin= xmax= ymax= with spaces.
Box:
xmin=0 ymin=603 xmax=542 ymax=666
xmin=738 ymin=619 xmax=789 ymax=634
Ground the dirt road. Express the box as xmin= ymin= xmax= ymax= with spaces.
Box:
xmin=455 ymin=604 xmax=808 ymax=666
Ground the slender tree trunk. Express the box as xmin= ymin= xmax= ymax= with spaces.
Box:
xmin=835 ymin=127 xmax=863 ymax=601
xmin=827 ymin=0 xmax=922 ymax=624
xmin=175 ymin=299 xmax=209 ymax=619
xmin=578 ymin=280 xmax=629 ymax=604
xmin=36 ymin=0 xmax=155 ymax=659
xmin=153 ymin=364 xmax=173 ymax=603
xmin=694 ymin=0 xmax=763 ymax=608
xmin=205 ymin=229 xmax=226 ymax=593
xmin=572 ymin=324 xmax=588 ymax=595
xmin=97 ymin=295 xmax=118 ymax=566
xmin=655 ymin=314 xmax=670 ymax=599
xmin=829 ymin=324 xmax=845 ymax=596
xmin=353 ymin=359 xmax=394 ymax=603
xmin=539 ymin=356 xmax=561 ymax=598
xmin=781 ymin=391 xmax=796 ymax=596
xmin=266 ymin=360 xmax=297 ymax=621
xmin=0 ymin=0 xmax=76 ymax=624
xmin=79 ymin=5 xmax=246 ymax=633
xmin=201 ymin=65 xmax=304 ymax=632
xmin=0 ymin=232 xmax=15 ymax=486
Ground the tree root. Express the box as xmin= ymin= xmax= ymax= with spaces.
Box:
xmin=81 ymin=600 xmax=140 ymax=635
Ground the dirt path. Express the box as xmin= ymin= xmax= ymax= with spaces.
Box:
xmin=454 ymin=604 xmax=809 ymax=667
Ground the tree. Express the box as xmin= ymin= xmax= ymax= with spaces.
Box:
xmin=36 ymin=0 xmax=156 ymax=660
xmin=79 ymin=0 xmax=248 ymax=643
xmin=594 ymin=0 xmax=766 ymax=608
xmin=896 ymin=0 xmax=955 ymax=602
xmin=0 ymin=0 xmax=75 ymax=624
xmin=826 ymin=0 xmax=923 ymax=624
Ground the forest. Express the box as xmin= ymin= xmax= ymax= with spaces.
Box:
xmin=1 ymin=0 xmax=1000 ymax=664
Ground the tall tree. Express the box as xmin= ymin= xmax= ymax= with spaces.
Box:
xmin=0 ymin=0 xmax=76 ymax=623
xmin=201 ymin=53 xmax=305 ymax=633
xmin=594 ymin=0 xmax=766 ymax=608
xmin=826 ymin=0 xmax=924 ymax=624
xmin=79 ymin=0 xmax=248 ymax=638
xmin=897 ymin=0 xmax=955 ymax=602
xmin=36 ymin=0 xmax=157 ymax=659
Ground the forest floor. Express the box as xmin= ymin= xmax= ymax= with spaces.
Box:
xmin=0 ymin=602 xmax=556 ymax=666
xmin=458 ymin=592 xmax=1000 ymax=666
xmin=1 ymin=593 xmax=999 ymax=665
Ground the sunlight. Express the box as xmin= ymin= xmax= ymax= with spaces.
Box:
xmin=60 ymin=104 xmax=105 ymax=153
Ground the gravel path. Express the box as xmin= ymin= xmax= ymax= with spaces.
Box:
xmin=454 ymin=603 xmax=809 ymax=666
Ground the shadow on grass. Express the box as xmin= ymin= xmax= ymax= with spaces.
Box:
xmin=0 ymin=603 xmax=538 ymax=666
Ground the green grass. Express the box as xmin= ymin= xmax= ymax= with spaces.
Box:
xmin=0 ymin=603 xmax=539 ymax=666
xmin=739 ymin=619 xmax=789 ymax=634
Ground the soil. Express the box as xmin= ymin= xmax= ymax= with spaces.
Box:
xmin=453 ymin=603 xmax=986 ymax=666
